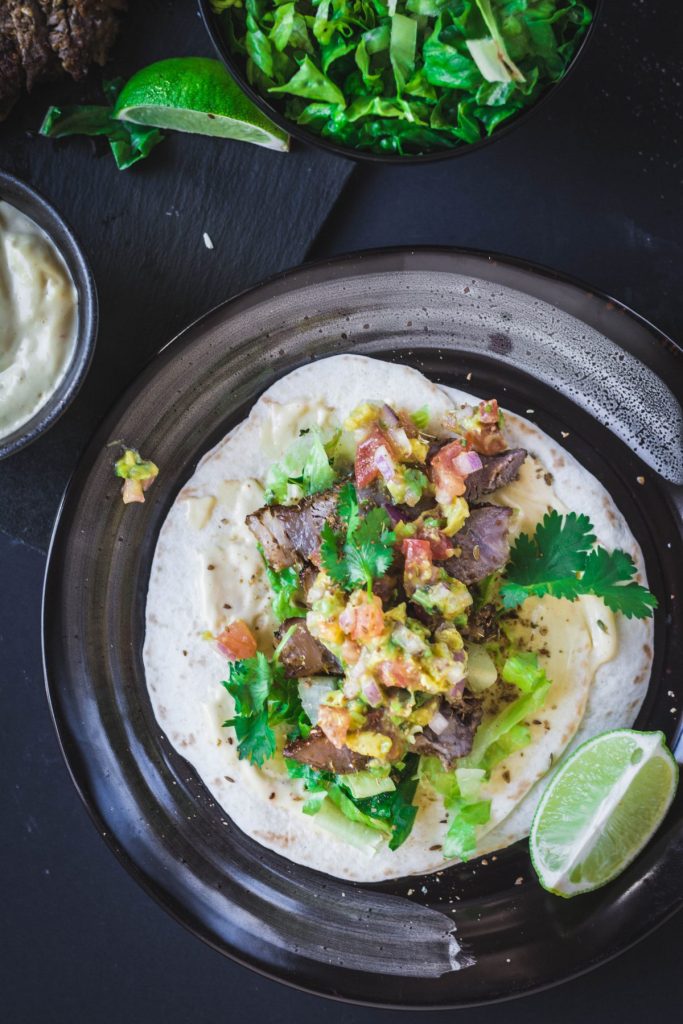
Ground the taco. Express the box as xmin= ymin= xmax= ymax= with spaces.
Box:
xmin=143 ymin=355 xmax=655 ymax=881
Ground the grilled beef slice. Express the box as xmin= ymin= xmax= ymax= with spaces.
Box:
xmin=8 ymin=0 xmax=60 ymax=90
xmin=411 ymin=696 xmax=483 ymax=767
xmin=284 ymin=728 xmax=369 ymax=774
xmin=246 ymin=487 xmax=339 ymax=571
xmin=284 ymin=709 xmax=404 ymax=773
xmin=464 ymin=448 xmax=527 ymax=502
xmin=440 ymin=505 xmax=513 ymax=585
xmin=276 ymin=619 xmax=342 ymax=678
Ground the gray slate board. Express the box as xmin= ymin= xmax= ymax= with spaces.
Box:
xmin=0 ymin=0 xmax=352 ymax=549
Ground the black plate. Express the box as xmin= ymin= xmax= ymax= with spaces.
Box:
xmin=43 ymin=248 xmax=683 ymax=1007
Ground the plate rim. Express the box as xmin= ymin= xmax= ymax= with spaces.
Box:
xmin=42 ymin=246 xmax=683 ymax=1008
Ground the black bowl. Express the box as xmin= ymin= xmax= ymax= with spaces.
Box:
xmin=43 ymin=248 xmax=683 ymax=1007
xmin=199 ymin=0 xmax=601 ymax=164
xmin=0 ymin=172 xmax=98 ymax=460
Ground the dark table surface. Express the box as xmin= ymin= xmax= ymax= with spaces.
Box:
xmin=1 ymin=0 xmax=682 ymax=1021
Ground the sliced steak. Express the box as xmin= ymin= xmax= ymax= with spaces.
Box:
xmin=276 ymin=619 xmax=341 ymax=678
xmin=284 ymin=728 xmax=369 ymax=774
xmin=440 ymin=505 xmax=513 ymax=585
xmin=247 ymin=487 xmax=339 ymax=571
xmin=411 ymin=695 xmax=483 ymax=767
xmin=464 ymin=448 xmax=527 ymax=502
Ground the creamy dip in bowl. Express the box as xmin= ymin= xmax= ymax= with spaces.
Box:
xmin=0 ymin=173 xmax=97 ymax=459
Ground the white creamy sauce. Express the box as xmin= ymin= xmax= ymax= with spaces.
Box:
xmin=0 ymin=201 xmax=78 ymax=439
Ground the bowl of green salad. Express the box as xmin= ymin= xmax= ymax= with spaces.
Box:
xmin=200 ymin=0 xmax=597 ymax=161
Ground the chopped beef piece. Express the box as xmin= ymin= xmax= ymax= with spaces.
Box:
xmin=299 ymin=564 xmax=319 ymax=600
xmin=276 ymin=619 xmax=341 ymax=678
xmin=372 ymin=572 xmax=399 ymax=604
xmin=284 ymin=728 xmax=369 ymax=774
xmin=247 ymin=487 xmax=340 ymax=571
xmin=363 ymin=708 xmax=405 ymax=762
xmin=462 ymin=603 xmax=500 ymax=644
xmin=464 ymin=448 xmax=527 ymax=502
xmin=247 ymin=505 xmax=297 ymax=570
xmin=411 ymin=695 xmax=483 ymax=767
xmin=440 ymin=505 xmax=513 ymax=585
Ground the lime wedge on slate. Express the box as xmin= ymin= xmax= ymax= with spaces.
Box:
xmin=530 ymin=729 xmax=678 ymax=898
xmin=114 ymin=57 xmax=289 ymax=152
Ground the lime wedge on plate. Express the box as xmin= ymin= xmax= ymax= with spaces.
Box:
xmin=530 ymin=729 xmax=678 ymax=898
xmin=114 ymin=57 xmax=289 ymax=152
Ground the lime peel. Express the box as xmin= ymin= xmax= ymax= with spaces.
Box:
xmin=113 ymin=57 xmax=289 ymax=152
xmin=530 ymin=729 xmax=678 ymax=898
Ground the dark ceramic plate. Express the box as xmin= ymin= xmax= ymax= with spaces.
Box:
xmin=43 ymin=249 xmax=683 ymax=1008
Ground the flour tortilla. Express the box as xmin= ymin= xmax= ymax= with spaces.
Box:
xmin=143 ymin=355 xmax=653 ymax=881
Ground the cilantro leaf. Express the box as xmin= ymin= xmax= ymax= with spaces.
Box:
xmin=259 ymin=546 xmax=306 ymax=622
xmin=581 ymin=547 xmax=658 ymax=619
xmin=500 ymin=510 xmax=657 ymax=619
xmin=222 ymin=650 xmax=308 ymax=766
xmin=320 ymin=485 xmax=395 ymax=592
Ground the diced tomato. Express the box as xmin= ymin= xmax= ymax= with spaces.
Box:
xmin=424 ymin=531 xmax=455 ymax=561
xmin=376 ymin=659 xmax=420 ymax=690
xmin=466 ymin=428 xmax=507 ymax=455
xmin=401 ymin=538 xmax=434 ymax=593
xmin=216 ymin=620 xmax=258 ymax=661
xmin=430 ymin=441 xmax=468 ymax=502
xmin=355 ymin=427 xmax=396 ymax=488
xmin=478 ymin=398 xmax=500 ymax=425
xmin=339 ymin=593 xmax=384 ymax=642
xmin=317 ymin=705 xmax=350 ymax=749
xmin=341 ymin=639 xmax=361 ymax=665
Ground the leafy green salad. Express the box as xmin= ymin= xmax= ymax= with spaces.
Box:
xmin=211 ymin=0 xmax=593 ymax=155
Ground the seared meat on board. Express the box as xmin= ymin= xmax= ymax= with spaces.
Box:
xmin=0 ymin=0 xmax=126 ymax=120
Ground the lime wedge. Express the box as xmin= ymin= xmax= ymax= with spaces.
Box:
xmin=530 ymin=729 xmax=678 ymax=898
xmin=114 ymin=57 xmax=289 ymax=152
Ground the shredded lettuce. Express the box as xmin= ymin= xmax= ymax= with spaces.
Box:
xmin=213 ymin=0 xmax=592 ymax=156
xmin=264 ymin=427 xmax=338 ymax=504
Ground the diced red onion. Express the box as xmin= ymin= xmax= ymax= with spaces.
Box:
xmin=374 ymin=445 xmax=396 ymax=481
xmin=343 ymin=676 xmax=361 ymax=699
xmin=454 ymin=450 xmax=483 ymax=476
xmin=429 ymin=710 xmax=450 ymax=735
xmin=384 ymin=503 xmax=403 ymax=526
xmin=381 ymin=404 xmax=400 ymax=428
xmin=447 ymin=680 xmax=466 ymax=702
xmin=452 ymin=650 xmax=465 ymax=663
xmin=388 ymin=425 xmax=412 ymax=457
xmin=362 ymin=678 xmax=383 ymax=706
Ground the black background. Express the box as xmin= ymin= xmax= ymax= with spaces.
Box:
xmin=1 ymin=0 xmax=681 ymax=1020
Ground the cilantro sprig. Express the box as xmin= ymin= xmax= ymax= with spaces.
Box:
xmin=222 ymin=632 xmax=309 ymax=766
xmin=500 ymin=511 xmax=657 ymax=619
xmin=320 ymin=482 xmax=395 ymax=593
